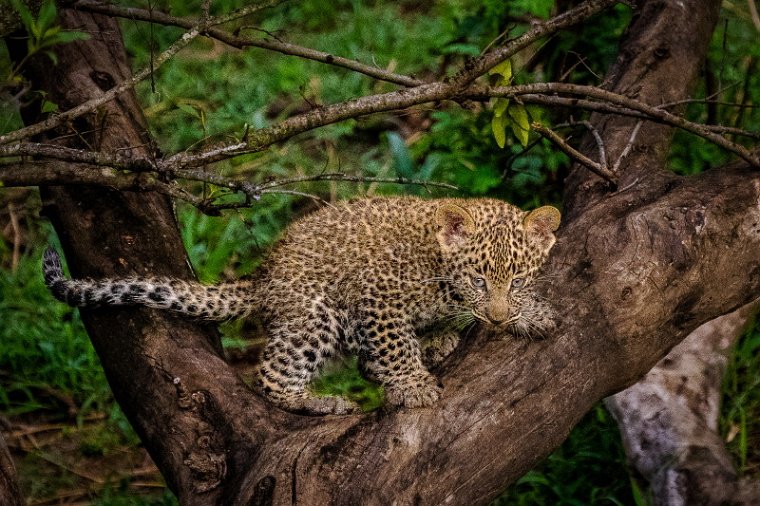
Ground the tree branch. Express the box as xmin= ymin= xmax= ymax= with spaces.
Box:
xmin=0 ymin=160 xmax=456 ymax=214
xmin=607 ymin=300 xmax=760 ymax=505
xmin=483 ymin=83 xmax=760 ymax=167
xmin=531 ymin=122 xmax=617 ymax=184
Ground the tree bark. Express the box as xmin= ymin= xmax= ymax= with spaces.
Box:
xmin=607 ymin=300 xmax=760 ymax=505
xmin=6 ymin=0 xmax=759 ymax=505
xmin=7 ymin=9 xmax=233 ymax=500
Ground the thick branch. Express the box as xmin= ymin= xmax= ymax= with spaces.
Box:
xmin=607 ymin=300 xmax=760 ymax=505
xmin=5 ymin=9 xmax=229 ymax=501
xmin=563 ymin=0 xmax=723 ymax=217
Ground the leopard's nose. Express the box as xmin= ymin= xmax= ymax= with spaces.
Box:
xmin=485 ymin=304 xmax=511 ymax=324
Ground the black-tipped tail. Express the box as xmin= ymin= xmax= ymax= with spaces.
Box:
xmin=42 ymin=248 xmax=68 ymax=301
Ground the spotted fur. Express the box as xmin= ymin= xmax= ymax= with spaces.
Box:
xmin=43 ymin=196 xmax=560 ymax=415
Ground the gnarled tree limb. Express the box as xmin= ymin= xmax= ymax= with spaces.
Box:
xmin=607 ymin=300 xmax=760 ymax=505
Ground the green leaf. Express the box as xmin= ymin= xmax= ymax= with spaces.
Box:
xmin=43 ymin=50 xmax=57 ymax=65
xmin=508 ymin=102 xmax=531 ymax=147
xmin=37 ymin=0 xmax=58 ymax=34
xmin=491 ymin=113 xmax=507 ymax=149
xmin=488 ymin=59 xmax=512 ymax=82
xmin=387 ymin=131 xmax=414 ymax=179
xmin=493 ymin=97 xmax=509 ymax=117
xmin=42 ymin=25 xmax=61 ymax=40
xmin=54 ymin=31 xmax=91 ymax=43
xmin=41 ymin=100 xmax=58 ymax=113
xmin=9 ymin=0 xmax=35 ymax=32
xmin=176 ymin=103 xmax=201 ymax=118
xmin=29 ymin=19 xmax=41 ymax=40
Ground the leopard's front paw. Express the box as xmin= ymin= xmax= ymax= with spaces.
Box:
xmin=421 ymin=330 xmax=460 ymax=368
xmin=384 ymin=374 xmax=442 ymax=408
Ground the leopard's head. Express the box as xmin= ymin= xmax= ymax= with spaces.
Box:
xmin=435 ymin=201 xmax=561 ymax=337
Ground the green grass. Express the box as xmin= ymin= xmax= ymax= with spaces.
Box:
xmin=312 ymin=357 xmax=385 ymax=412
xmin=0 ymin=240 xmax=111 ymax=418
xmin=722 ymin=317 xmax=760 ymax=476
xmin=493 ymin=406 xmax=641 ymax=506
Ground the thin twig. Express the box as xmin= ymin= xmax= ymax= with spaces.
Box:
xmin=612 ymin=120 xmax=642 ymax=173
xmin=579 ymin=120 xmax=608 ymax=170
xmin=255 ymin=173 xmax=459 ymax=191
xmin=748 ymin=0 xmax=760 ymax=32
xmin=7 ymin=202 xmax=21 ymax=272
xmin=531 ymin=122 xmax=617 ymax=184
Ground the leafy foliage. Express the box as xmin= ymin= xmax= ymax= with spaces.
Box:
xmin=8 ymin=0 xmax=90 ymax=64
xmin=494 ymin=406 xmax=640 ymax=506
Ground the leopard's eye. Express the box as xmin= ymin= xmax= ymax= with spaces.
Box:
xmin=471 ymin=276 xmax=486 ymax=289
xmin=511 ymin=277 xmax=525 ymax=289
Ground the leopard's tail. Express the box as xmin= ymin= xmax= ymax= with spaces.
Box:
xmin=42 ymin=248 xmax=259 ymax=320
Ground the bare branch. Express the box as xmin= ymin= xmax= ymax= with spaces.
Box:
xmin=481 ymin=83 xmax=760 ymax=167
xmin=5 ymin=80 xmax=756 ymax=179
xmin=531 ymin=122 xmax=617 ymax=184
xmin=0 ymin=142 xmax=155 ymax=171
xmin=579 ymin=120 xmax=608 ymax=170
xmin=612 ymin=121 xmax=642 ymax=173
xmin=0 ymin=159 xmax=456 ymax=215
xmin=165 ymin=81 xmax=759 ymax=171
xmin=0 ymin=162 xmax=199 ymax=203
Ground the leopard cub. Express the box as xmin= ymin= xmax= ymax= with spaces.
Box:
xmin=44 ymin=197 xmax=561 ymax=415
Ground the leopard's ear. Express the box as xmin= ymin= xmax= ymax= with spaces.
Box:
xmin=523 ymin=206 xmax=561 ymax=252
xmin=435 ymin=203 xmax=475 ymax=250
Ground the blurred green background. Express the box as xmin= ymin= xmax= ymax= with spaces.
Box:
xmin=1 ymin=0 xmax=758 ymax=503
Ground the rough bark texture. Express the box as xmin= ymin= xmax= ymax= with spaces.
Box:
xmin=6 ymin=0 xmax=759 ymax=504
xmin=7 ymin=10 xmax=232 ymax=498
xmin=607 ymin=301 xmax=760 ymax=505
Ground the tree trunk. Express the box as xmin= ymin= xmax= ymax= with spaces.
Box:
xmin=607 ymin=300 xmax=760 ymax=505
xmin=7 ymin=0 xmax=760 ymax=504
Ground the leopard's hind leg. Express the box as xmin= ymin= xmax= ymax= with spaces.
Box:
xmin=258 ymin=302 xmax=358 ymax=415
